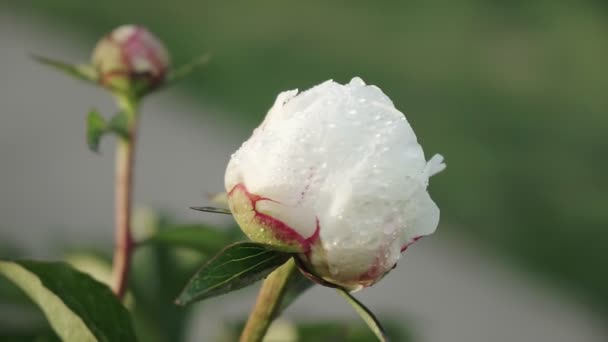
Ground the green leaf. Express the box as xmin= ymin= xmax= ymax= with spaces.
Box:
xmin=107 ymin=111 xmax=130 ymax=139
xmin=176 ymin=242 xmax=292 ymax=305
xmin=337 ymin=288 xmax=388 ymax=342
xmin=87 ymin=109 xmax=107 ymax=152
xmin=165 ymin=54 xmax=211 ymax=85
xmin=0 ymin=260 xmax=137 ymax=342
xmin=145 ymin=224 xmax=233 ymax=254
xmin=87 ymin=110 xmax=132 ymax=152
xmin=63 ymin=251 xmax=136 ymax=310
xmin=0 ymin=330 xmax=61 ymax=342
xmin=32 ymin=55 xmax=98 ymax=83
xmin=277 ymin=270 xmax=315 ymax=315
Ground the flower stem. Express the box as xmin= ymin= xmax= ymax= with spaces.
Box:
xmin=239 ymin=258 xmax=297 ymax=342
xmin=110 ymin=94 xmax=139 ymax=299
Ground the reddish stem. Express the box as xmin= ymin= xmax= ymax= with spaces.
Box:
xmin=110 ymin=96 xmax=138 ymax=298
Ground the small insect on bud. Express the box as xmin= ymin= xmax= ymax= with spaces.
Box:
xmin=91 ymin=25 xmax=170 ymax=96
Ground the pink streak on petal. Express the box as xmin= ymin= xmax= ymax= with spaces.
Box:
xmin=401 ymin=235 xmax=423 ymax=252
xmin=228 ymin=183 xmax=319 ymax=252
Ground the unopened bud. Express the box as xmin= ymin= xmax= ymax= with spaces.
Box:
xmin=92 ymin=25 xmax=170 ymax=96
xmin=225 ymin=77 xmax=445 ymax=291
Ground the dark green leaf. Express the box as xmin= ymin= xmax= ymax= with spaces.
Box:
xmin=107 ymin=111 xmax=130 ymax=139
xmin=176 ymin=242 xmax=291 ymax=305
xmin=32 ymin=55 xmax=98 ymax=83
xmin=0 ymin=330 xmax=61 ymax=342
xmin=337 ymin=288 xmax=388 ymax=342
xmin=190 ymin=206 xmax=232 ymax=215
xmin=165 ymin=54 xmax=211 ymax=85
xmin=145 ymin=224 xmax=233 ymax=254
xmin=277 ymin=270 xmax=315 ymax=315
xmin=0 ymin=260 xmax=137 ymax=342
xmin=87 ymin=109 xmax=107 ymax=152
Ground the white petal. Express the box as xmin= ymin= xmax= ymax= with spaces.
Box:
xmin=399 ymin=185 xmax=440 ymax=247
xmin=426 ymin=154 xmax=446 ymax=177
xmin=225 ymin=77 xmax=444 ymax=286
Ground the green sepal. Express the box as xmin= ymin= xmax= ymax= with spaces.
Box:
xmin=32 ymin=55 xmax=98 ymax=84
xmin=165 ymin=54 xmax=211 ymax=86
xmin=337 ymin=288 xmax=389 ymax=342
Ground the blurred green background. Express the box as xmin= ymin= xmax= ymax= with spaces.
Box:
xmin=1 ymin=0 xmax=607 ymax=339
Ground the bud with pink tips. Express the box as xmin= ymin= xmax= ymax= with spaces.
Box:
xmin=92 ymin=25 xmax=170 ymax=95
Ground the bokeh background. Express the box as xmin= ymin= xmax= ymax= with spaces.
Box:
xmin=1 ymin=1 xmax=607 ymax=341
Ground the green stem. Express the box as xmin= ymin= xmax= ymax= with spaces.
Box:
xmin=239 ymin=258 xmax=297 ymax=342
xmin=110 ymin=94 xmax=139 ymax=299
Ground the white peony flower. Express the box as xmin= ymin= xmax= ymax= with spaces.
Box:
xmin=225 ymin=77 xmax=445 ymax=290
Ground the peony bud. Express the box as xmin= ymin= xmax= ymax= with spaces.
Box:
xmin=91 ymin=25 xmax=170 ymax=95
xmin=225 ymin=77 xmax=445 ymax=291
